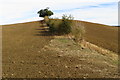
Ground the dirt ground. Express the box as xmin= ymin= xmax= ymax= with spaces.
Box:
xmin=82 ymin=21 xmax=118 ymax=53
xmin=2 ymin=21 xmax=119 ymax=78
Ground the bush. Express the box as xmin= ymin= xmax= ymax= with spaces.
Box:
xmin=58 ymin=15 xmax=74 ymax=35
xmin=47 ymin=15 xmax=74 ymax=35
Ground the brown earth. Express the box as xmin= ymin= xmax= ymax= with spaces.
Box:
xmin=80 ymin=21 xmax=118 ymax=53
xmin=2 ymin=21 xmax=119 ymax=78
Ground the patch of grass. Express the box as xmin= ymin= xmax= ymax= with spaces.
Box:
xmin=57 ymin=38 xmax=69 ymax=43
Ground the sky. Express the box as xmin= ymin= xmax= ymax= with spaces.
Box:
xmin=0 ymin=0 xmax=119 ymax=26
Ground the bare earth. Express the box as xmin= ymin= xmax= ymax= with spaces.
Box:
xmin=2 ymin=21 xmax=119 ymax=78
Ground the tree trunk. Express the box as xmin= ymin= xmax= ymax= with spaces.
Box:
xmin=44 ymin=16 xmax=49 ymax=23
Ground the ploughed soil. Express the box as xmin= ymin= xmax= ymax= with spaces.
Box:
xmin=2 ymin=21 xmax=119 ymax=78
xmin=82 ymin=21 xmax=118 ymax=53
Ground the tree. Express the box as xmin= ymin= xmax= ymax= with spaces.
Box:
xmin=37 ymin=7 xmax=54 ymax=23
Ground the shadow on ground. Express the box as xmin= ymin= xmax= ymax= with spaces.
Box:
xmin=34 ymin=23 xmax=54 ymax=36
xmin=35 ymin=30 xmax=53 ymax=36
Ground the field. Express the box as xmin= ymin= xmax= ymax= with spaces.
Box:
xmin=2 ymin=20 xmax=119 ymax=78
xmin=80 ymin=20 xmax=118 ymax=53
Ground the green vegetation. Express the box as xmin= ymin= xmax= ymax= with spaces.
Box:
xmin=58 ymin=15 xmax=73 ymax=35
xmin=47 ymin=15 xmax=85 ymax=43
xmin=37 ymin=9 xmax=85 ymax=43
xmin=48 ymin=15 xmax=74 ymax=35
xmin=37 ymin=7 xmax=53 ymax=17
xmin=37 ymin=7 xmax=54 ymax=23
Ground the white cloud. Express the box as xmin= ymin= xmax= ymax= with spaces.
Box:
xmin=0 ymin=0 xmax=118 ymax=25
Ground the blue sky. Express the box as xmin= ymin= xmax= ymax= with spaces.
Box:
xmin=0 ymin=0 xmax=118 ymax=25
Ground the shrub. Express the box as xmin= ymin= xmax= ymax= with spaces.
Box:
xmin=58 ymin=15 xmax=74 ymax=35
xmin=47 ymin=15 xmax=74 ymax=35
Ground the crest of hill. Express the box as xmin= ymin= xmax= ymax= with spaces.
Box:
xmin=2 ymin=19 xmax=118 ymax=53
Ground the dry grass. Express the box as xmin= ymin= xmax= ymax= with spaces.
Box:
xmin=71 ymin=21 xmax=85 ymax=43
